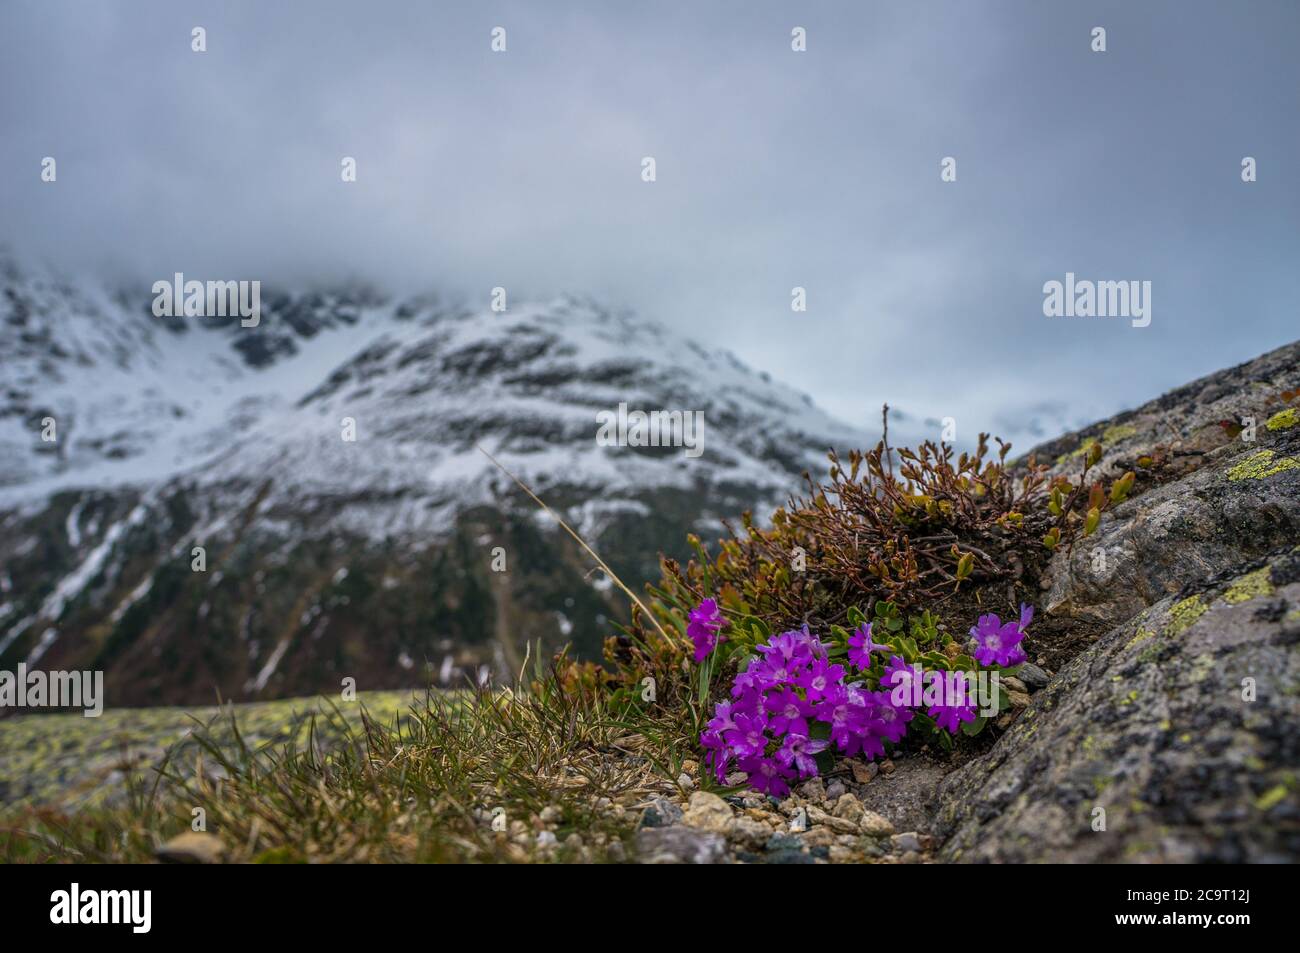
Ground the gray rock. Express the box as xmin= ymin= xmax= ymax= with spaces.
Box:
xmin=682 ymin=791 xmax=733 ymax=833
xmin=934 ymin=550 xmax=1300 ymax=863
xmin=807 ymin=805 xmax=860 ymax=834
xmin=638 ymin=797 xmax=683 ymax=829
xmin=1016 ymin=662 xmax=1050 ymax=690
xmin=891 ymin=831 xmax=922 ymax=853
xmin=764 ymin=832 xmax=803 ymax=852
xmin=766 ymin=848 xmax=816 ymax=864
xmin=1036 ymin=343 xmax=1300 ymax=637
xmin=850 ymin=760 xmax=880 ymax=784
xmin=799 ymin=778 xmax=827 ymax=804
xmin=635 ymin=826 xmax=728 ymax=864
xmin=729 ymin=818 xmax=772 ymax=849
xmin=832 ymin=793 xmax=865 ymax=823
xmin=859 ymin=810 xmax=895 ymax=838
xmin=913 ymin=345 xmax=1300 ymax=863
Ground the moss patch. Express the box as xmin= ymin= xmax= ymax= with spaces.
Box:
xmin=1226 ymin=449 xmax=1300 ymax=482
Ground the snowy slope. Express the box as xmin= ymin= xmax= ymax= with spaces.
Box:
xmin=0 ymin=255 xmax=864 ymax=705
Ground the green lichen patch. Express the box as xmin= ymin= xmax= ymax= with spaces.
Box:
xmin=1163 ymin=596 xmax=1207 ymax=637
xmin=1226 ymin=449 xmax=1300 ymax=482
xmin=1265 ymin=408 xmax=1299 ymax=432
xmin=1223 ymin=567 xmax=1274 ymax=605
xmin=1102 ymin=423 xmax=1138 ymax=443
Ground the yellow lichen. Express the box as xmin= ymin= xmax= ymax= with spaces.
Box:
xmin=1265 ymin=408 xmax=1299 ymax=432
xmin=1069 ymin=437 xmax=1101 ymax=459
xmin=1164 ymin=596 xmax=1206 ymax=637
xmin=1256 ymin=784 xmax=1289 ymax=811
xmin=1126 ymin=628 xmax=1156 ymax=649
xmin=1102 ymin=423 xmax=1138 ymax=443
xmin=1223 ymin=567 xmax=1274 ymax=605
xmin=1226 ymin=449 xmax=1300 ymax=482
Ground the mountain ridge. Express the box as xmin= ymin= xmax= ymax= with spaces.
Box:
xmin=0 ymin=257 xmax=865 ymax=705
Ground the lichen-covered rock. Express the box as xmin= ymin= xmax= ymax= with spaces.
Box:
xmin=1031 ymin=338 xmax=1300 ymax=484
xmin=933 ymin=550 xmax=1300 ymax=862
xmin=1042 ymin=433 xmax=1300 ymax=627
xmin=1036 ymin=336 xmax=1300 ymax=631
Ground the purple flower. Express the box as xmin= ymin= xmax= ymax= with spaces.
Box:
xmin=796 ymin=657 xmax=846 ymax=702
xmin=926 ymin=670 xmax=978 ymax=733
xmin=727 ymin=672 xmax=757 ymax=701
xmin=706 ymin=701 xmax=737 ymax=736
xmin=970 ymin=612 xmax=1028 ymax=667
xmin=738 ymin=754 xmax=795 ymax=797
xmin=776 ymin=733 xmax=829 ymax=778
xmin=865 ymin=690 xmax=913 ymax=744
xmin=816 ymin=684 xmax=866 ymax=751
xmin=725 ymin=712 xmax=770 ymax=759
xmin=697 ymin=610 xmax=1016 ymax=795
xmin=748 ymin=655 xmax=796 ymax=688
xmin=764 ymin=688 xmax=814 ymax=737
xmin=756 ymin=629 xmax=815 ymax=669
xmin=881 ymin=655 xmax=923 ymax=707
xmin=847 ymin=622 xmax=883 ymax=670
xmin=688 ymin=598 xmax=726 ymax=663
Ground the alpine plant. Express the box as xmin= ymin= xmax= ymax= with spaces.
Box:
xmin=695 ymin=600 xmax=1033 ymax=797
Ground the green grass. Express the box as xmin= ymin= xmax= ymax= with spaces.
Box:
xmin=0 ymin=668 xmax=691 ymax=863
xmin=0 ymin=690 xmax=422 ymax=813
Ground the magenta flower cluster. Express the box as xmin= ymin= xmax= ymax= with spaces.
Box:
xmin=694 ymin=601 xmax=1035 ymax=797
xmin=699 ymin=622 xmax=914 ymax=797
xmin=688 ymin=598 xmax=726 ymax=663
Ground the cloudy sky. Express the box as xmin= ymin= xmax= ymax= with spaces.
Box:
xmin=2 ymin=0 xmax=1297 ymax=447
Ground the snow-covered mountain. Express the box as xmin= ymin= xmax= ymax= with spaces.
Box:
xmin=0 ymin=256 xmax=863 ymax=705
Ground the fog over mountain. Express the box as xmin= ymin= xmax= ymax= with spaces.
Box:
xmin=2 ymin=0 xmax=1297 ymax=448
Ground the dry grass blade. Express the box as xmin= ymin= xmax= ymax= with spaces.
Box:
xmin=475 ymin=441 xmax=676 ymax=646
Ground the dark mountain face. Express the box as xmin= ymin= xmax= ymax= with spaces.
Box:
xmin=0 ymin=260 xmax=861 ymax=706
